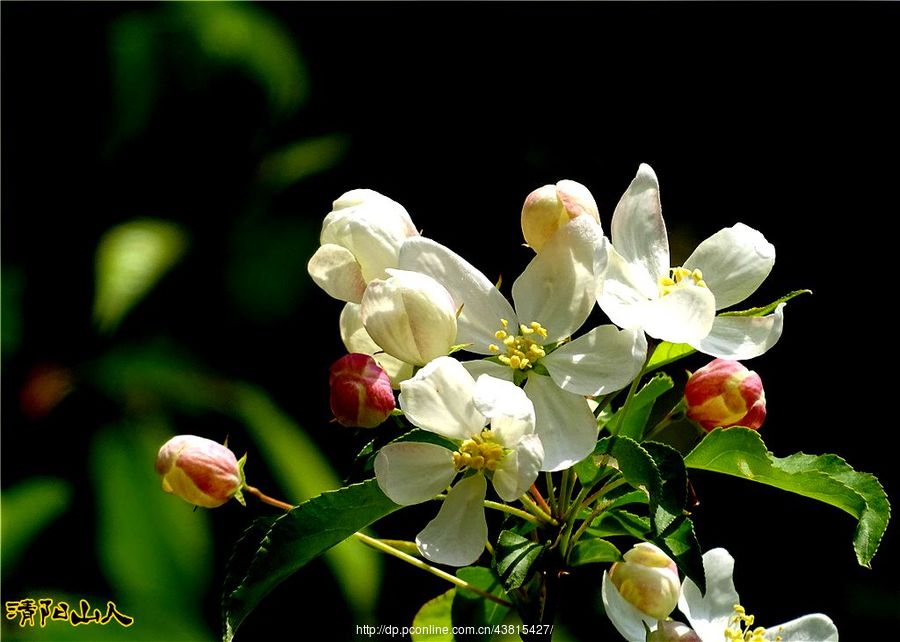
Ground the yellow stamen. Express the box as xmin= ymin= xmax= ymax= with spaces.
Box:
xmin=490 ymin=318 xmax=549 ymax=371
xmin=658 ymin=265 xmax=709 ymax=297
xmin=452 ymin=430 xmax=506 ymax=471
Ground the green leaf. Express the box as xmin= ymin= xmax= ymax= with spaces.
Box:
xmin=93 ymin=220 xmax=188 ymax=333
xmin=257 ymin=135 xmax=349 ymax=190
xmin=108 ymin=12 xmax=161 ymax=145
xmin=588 ymin=510 xmax=650 ymax=539
xmin=412 ymin=590 xmax=455 ymax=642
xmin=645 ymin=342 xmax=695 ymax=371
xmin=230 ymin=383 xmax=382 ymax=617
xmin=569 ymin=538 xmax=622 ymax=567
xmin=642 ymin=441 xmax=688 ymax=535
xmin=452 ymin=567 xmax=511 ymax=641
xmin=170 ymin=3 xmax=308 ymax=119
xmin=493 ymin=530 xmax=546 ymax=592
xmin=685 ymin=428 xmax=890 ymax=567
xmin=719 ymin=289 xmax=811 ymax=317
xmin=222 ymin=480 xmax=400 ymax=641
xmin=1 ymin=478 xmax=71 ymax=579
xmin=654 ymin=516 xmax=704 ymax=594
xmin=607 ymin=374 xmax=674 ymax=440
xmin=596 ymin=437 xmax=669 ymax=535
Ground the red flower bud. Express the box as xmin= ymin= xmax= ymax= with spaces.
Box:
xmin=329 ymin=353 xmax=395 ymax=428
xmin=684 ymin=358 xmax=766 ymax=431
xmin=155 ymin=435 xmax=244 ymax=508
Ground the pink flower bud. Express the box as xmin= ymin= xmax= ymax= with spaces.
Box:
xmin=155 ymin=435 xmax=244 ymax=508
xmin=329 ymin=353 xmax=395 ymax=428
xmin=609 ymin=542 xmax=681 ymax=620
xmin=521 ymin=179 xmax=600 ymax=252
xmin=684 ymin=358 xmax=766 ymax=431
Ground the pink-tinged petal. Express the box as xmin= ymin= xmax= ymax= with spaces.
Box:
xmin=524 ymin=374 xmax=597 ymax=472
xmin=512 ymin=216 xmax=606 ymax=343
xmin=307 ymin=244 xmax=367 ymax=303
xmin=543 ymin=325 xmax=647 ymax=396
xmin=610 ymin=164 xmax=670 ymax=296
xmin=416 ymin=474 xmax=488 ymax=567
xmin=374 ymin=442 xmax=457 ymax=505
xmin=684 ymin=223 xmax=775 ymax=310
xmin=642 ymin=284 xmax=716 ymax=345
xmin=398 ymin=357 xmax=484 ymax=440
xmin=691 ymin=303 xmax=785 ymax=360
xmin=492 ymin=433 xmax=544 ymax=502
xmin=399 ymin=237 xmax=517 ymax=355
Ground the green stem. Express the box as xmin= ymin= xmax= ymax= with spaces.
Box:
xmin=566 ymin=500 xmax=613 ymax=558
xmin=354 ymin=532 xmax=513 ymax=608
xmin=545 ymin=472 xmax=558 ymax=517
xmin=483 ymin=500 xmax=542 ymax=525
xmin=558 ymin=468 xmax=572 ymax=515
xmin=243 ymin=485 xmax=295 ymax=511
xmin=519 ymin=493 xmax=558 ymax=526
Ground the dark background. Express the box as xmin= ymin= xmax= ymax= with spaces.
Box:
xmin=2 ymin=2 xmax=898 ymax=641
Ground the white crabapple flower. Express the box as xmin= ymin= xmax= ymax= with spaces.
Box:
xmin=360 ymin=269 xmax=458 ymax=367
xmin=603 ymin=547 xmax=839 ymax=642
xmin=397 ymin=215 xmax=647 ymax=471
xmin=374 ymin=357 xmax=543 ymax=567
xmin=598 ymin=164 xmax=784 ymax=360
xmin=677 ymin=548 xmax=839 ymax=642
xmin=601 ymin=542 xmax=682 ymax=641
xmin=307 ymin=189 xmax=419 ymax=303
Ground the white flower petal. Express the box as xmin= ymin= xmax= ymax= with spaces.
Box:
xmin=462 ymin=359 xmax=514 ymax=382
xmin=417 ymin=474 xmax=488 ymax=567
xmin=473 ymin=374 xmax=535 ymax=424
xmin=691 ymin=304 xmax=785 ymax=360
xmin=307 ymin=244 xmax=367 ymax=303
xmin=399 ymin=237 xmax=517 ymax=355
xmin=374 ymin=443 xmax=456 ymax=505
xmin=321 ymin=191 xmax=417 ymax=282
xmin=597 ymin=245 xmax=654 ymax=330
xmin=361 ymin=270 xmax=458 ymax=366
xmin=492 ymin=434 xmax=544 ymax=502
xmin=610 ymin=163 xmax=670 ymax=296
xmin=399 ymin=356 xmax=484 ymax=440
xmin=543 ymin=325 xmax=647 ymax=396
xmin=602 ymin=570 xmax=658 ymax=642
xmin=763 ymin=614 xmax=839 ymax=642
xmin=678 ymin=548 xmax=741 ymax=642
xmin=642 ymin=285 xmax=716 ymax=345
xmin=684 ymin=223 xmax=775 ymax=310
xmin=339 ymin=303 xmax=414 ymax=388
xmin=524 ymin=374 xmax=598 ymax=472
xmin=512 ymin=216 xmax=606 ymax=343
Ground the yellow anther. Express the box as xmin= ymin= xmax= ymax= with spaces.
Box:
xmin=452 ymin=431 xmax=506 ymax=472
xmin=658 ymin=265 xmax=708 ymax=297
xmin=490 ymin=318 xmax=549 ymax=371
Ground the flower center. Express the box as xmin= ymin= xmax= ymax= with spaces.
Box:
xmin=724 ymin=604 xmax=782 ymax=642
xmin=452 ymin=430 xmax=506 ymax=471
xmin=487 ymin=318 xmax=548 ymax=370
xmin=658 ymin=267 xmax=707 ymax=297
